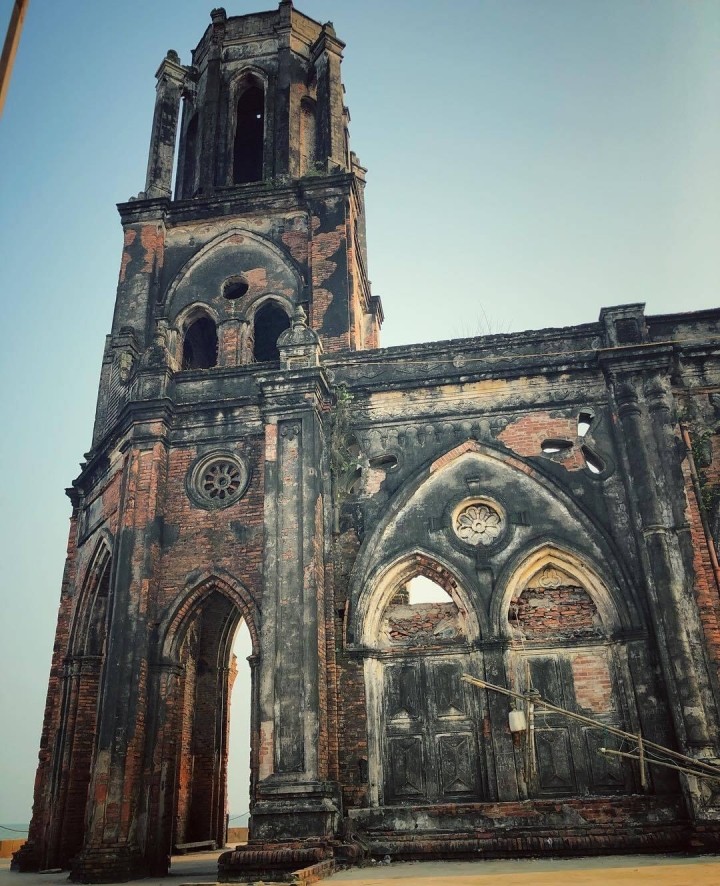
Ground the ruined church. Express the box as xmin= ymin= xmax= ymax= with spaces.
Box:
xmin=16 ymin=3 xmax=720 ymax=882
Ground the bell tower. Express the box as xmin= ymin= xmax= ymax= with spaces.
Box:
xmin=18 ymin=4 xmax=380 ymax=882
xmin=90 ymin=1 xmax=381 ymax=447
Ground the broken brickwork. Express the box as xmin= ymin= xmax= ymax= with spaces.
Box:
xmin=14 ymin=3 xmax=720 ymax=882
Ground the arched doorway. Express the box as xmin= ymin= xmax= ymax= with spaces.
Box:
xmin=361 ymin=554 xmax=487 ymax=807
xmin=226 ymin=620 xmax=253 ymax=835
xmin=504 ymin=551 xmax=635 ymax=796
xmin=157 ymin=580 xmax=258 ymax=858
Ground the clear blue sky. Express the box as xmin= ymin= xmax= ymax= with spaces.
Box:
xmin=0 ymin=0 xmax=718 ymax=825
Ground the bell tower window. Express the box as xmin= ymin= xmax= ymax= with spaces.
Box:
xmin=182 ymin=315 xmax=218 ymax=370
xmin=233 ymin=82 xmax=264 ymax=184
xmin=253 ymin=302 xmax=290 ymax=363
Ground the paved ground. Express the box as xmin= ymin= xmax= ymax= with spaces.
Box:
xmin=3 ymin=851 xmax=720 ymax=886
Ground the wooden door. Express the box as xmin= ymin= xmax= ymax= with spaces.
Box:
xmin=527 ymin=654 xmax=629 ymax=796
xmin=382 ymin=656 xmax=482 ymax=804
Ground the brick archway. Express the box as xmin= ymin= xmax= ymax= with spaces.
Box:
xmin=144 ymin=575 xmax=260 ymax=869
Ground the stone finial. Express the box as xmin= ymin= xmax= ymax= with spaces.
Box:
xmin=211 ymin=8 xmax=227 ymax=24
xmin=277 ymin=305 xmax=322 ymax=368
xmin=292 ymin=304 xmax=307 ymax=328
xmin=166 ymin=49 xmax=180 ymax=64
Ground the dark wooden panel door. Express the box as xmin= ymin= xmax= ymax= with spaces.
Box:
xmin=526 ymin=654 xmax=629 ymax=797
xmin=383 ymin=657 xmax=481 ymax=804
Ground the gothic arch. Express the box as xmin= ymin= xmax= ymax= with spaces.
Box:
xmin=69 ymin=533 xmax=113 ymax=655
xmin=176 ymin=304 xmax=220 ymax=370
xmin=47 ymin=532 xmax=114 ymax=867
xmin=492 ymin=542 xmax=633 ymax=639
xmin=250 ymin=296 xmax=292 ymax=362
xmin=150 ymin=571 xmax=260 ymax=854
xmin=347 ymin=438 xmax=640 ymax=628
xmin=159 ymin=569 xmax=260 ymax=663
xmin=352 ymin=548 xmax=483 ymax=648
xmin=163 ymin=228 xmax=303 ymax=316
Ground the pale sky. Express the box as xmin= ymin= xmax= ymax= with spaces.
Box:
xmin=0 ymin=0 xmax=718 ymax=825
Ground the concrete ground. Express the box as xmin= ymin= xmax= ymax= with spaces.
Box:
xmin=3 ymin=850 xmax=720 ymax=886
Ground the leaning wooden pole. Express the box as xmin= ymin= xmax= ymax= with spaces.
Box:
xmin=0 ymin=0 xmax=29 ymax=117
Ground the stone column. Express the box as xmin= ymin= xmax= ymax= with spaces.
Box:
xmin=145 ymin=51 xmax=186 ymax=200
xmin=312 ymin=24 xmax=347 ymax=172
xmin=198 ymin=9 xmax=225 ymax=193
xmin=608 ymin=368 xmax=713 ymax=753
xmin=251 ymin=312 xmax=340 ymax=840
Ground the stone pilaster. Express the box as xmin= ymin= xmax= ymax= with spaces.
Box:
xmin=144 ymin=51 xmax=186 ymax=199
xmin=312 ymin=24 xmax=347 ymax=172
xmin=250 ymin=317 xmax=338 ymax=840
xmin=600 ymin=341 xmax=720 ymax=821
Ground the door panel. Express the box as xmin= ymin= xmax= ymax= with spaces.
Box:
xmin=535 ymin=727 xmax=576 ymax=794
xmin=382 ymin=656 xmax=481 ymax=804
xmin=584 ymin=728 xmax=626 ymax=791
xmin=387 ymin=735 xmax=426 ymax=798
xmin=524 ymin=653 xmax=630 ymax=797
xmin=437 ymin=732 xmax=478 ymax=795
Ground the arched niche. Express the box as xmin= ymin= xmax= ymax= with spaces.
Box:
xmin=164 ymin=229 xmax=302 ymax=324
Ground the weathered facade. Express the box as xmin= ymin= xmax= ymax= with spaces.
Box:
xmin=15 ymin=3 xmax=720 ymax=882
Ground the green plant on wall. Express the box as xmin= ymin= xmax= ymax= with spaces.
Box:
xmin=691 ymin=428 xmax=720 ymax=519
xmin=329 ymin=384 xmax=361 ymax=503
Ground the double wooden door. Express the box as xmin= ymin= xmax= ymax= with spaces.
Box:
xmin=382 ymin=656 xmax=483 ymax=804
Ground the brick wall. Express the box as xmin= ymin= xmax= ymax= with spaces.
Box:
xmin=510 ymin=583 xmax=602 ymax=640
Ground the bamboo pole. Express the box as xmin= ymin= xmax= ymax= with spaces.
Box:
xmin=0 ymin=0 xmax=29 ymax=117
xmin=462 ymin=673 xmax=720 ymax=780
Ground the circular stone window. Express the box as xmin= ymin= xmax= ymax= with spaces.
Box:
xmin=452 ymin=498 xmax=505 ymax=547
xmin=187 ymin=452 xmax=250 ymax=509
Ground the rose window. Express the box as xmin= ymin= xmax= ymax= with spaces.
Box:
xmin=454 ymin=503 xmax=503 ymax=546
xmin=202 ymin=460 xmax=243 ymax=501
xmin=187 ymin=452 xmax=250 ymax=509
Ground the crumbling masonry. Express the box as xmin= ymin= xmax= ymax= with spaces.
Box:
xmin=14 ymin=3 xmax=720 ymax=881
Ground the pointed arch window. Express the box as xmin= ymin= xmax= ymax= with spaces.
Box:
xmin=233 ymin=81 xmax=265 ymax=184
xmin=182 ymin=315 xmax=218 ymax=370
xmin=252 ymin=301 xmax=290 ymax=363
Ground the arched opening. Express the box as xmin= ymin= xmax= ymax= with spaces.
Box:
xmin=252 ymin=302 xmax=290 ymax=363
xmin=406 ymin=575 xmax=453 ymax=604
xmin=172 ymin=589 xmax=249 ymax=849
xmin=226 ymin=620 xmax=253 ymax=838
xmin=506 ymin=560 xmax=632 ymax=796
xmin=233 ymin=82 xmax=264 ymax=184
xmin=182 ymin=315 xmax=218 ymax=370
xmin=48 ymin=546 xmax=112 ymax=867
xmin=365 ymin=555 xmax=484 ymax=806
xmin=181 ymin=113 xmax=199 ymax=199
